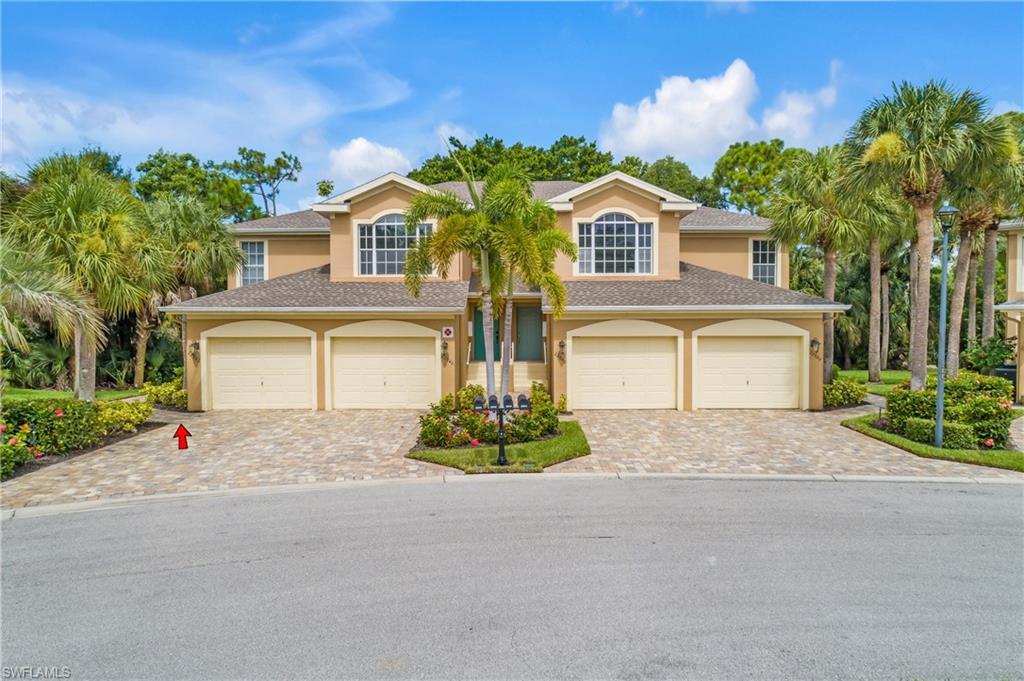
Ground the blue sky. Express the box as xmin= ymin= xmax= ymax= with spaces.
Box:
xmin=3 ymin=1 xmax=1021 ymax=212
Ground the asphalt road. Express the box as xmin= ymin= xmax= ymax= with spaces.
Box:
xmin=2 ymin=478 xmax=1022 ymax=680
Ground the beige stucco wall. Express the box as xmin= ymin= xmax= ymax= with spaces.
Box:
xmin=554 ymin=183 xmax=681 ymax=281
xmin=184 ymin=315 xmax=460 ymax=411
xmin=1006 ymin=230 xmax=1024 ymax=300
xmin=227 ymin=236 xmax=330 ymax=289
xmin=680 ymin=234 xmax=790 ymax=288
xmin=546 ymin=315 xmax=825 ymax=411
xmin=328 ymin=185 xmax=466 ymax=282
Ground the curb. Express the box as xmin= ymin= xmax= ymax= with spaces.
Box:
xmin=3 ymin=471 xmax=1021 ymax=519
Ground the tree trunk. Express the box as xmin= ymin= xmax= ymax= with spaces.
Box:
xmin=908 ymin=239 xmax=919 ymax=375
xmin=499 ymin=278 xmax=514 ymax=398
xmin=967 ymin=243 xmax=979 ymax=343
xmin=133 ymin=316 xmax=153 ymax=389
xmin=823 ymin=247 xmax=837 ymax=385
xmin=868 ymin=236 xmax=882 ymax=383
xmin=479 ymin=253 xmax=497 ymax=397
xmin=73 ymin=319 xmax=97 ymax=401
xmin=982 ymin=224 xmax=998 ymax=339
xmin=909 ymin=206 xmax=935 ymax=390
xmin=881 ymin=268 xmax=891 ymax=371
xmin=945 ymin=228 xmax=974 ymax=378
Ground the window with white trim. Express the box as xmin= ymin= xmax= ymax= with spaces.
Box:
xmin=751 ymin=239 xmax=777 ymax=285
xmin=357 ymin=214 xmax=431 ymax=276
xmin=239 ymin=241 xmax=265 ymax=286
xmin=577 ymin=213 xmax=653 ymax=274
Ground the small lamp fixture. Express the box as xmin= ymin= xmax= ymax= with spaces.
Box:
xmin=556 ymin=339 xmax=567 ymax=362
xmin=440 ymin=340 xmax=450 ymax=365
xmin=188 ymin=340 xmax=200 ymax=363
xmin=810 ymin=338 xmax=821 ymax=355
xmin=937 ymin=202 xmax=960 ymax=231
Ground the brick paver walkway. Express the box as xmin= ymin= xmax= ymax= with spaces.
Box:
xmin=1 ymin=409 xmax=448 ymax=509
xmin=550 ymin=402 xmax=1024 ymax=479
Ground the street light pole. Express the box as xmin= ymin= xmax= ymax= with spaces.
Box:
xmin=935 ymin=202 xmax=960 ymax=448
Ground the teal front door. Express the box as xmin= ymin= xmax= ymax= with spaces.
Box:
xmin=472 ymin=306 xmax=500 ymax=361
xmin=515 ymin=305 xmax=544 ymax=361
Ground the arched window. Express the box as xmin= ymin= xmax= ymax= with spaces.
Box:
xmin=357 ymin=214 xmax=431 ymax=275
xmin=577 ymin=213 xmax=653 ymax=274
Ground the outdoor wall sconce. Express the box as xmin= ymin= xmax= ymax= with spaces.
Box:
xmin=188 ymin=341 xmax=200 ymax=363
xmin=556 ymin=340 xmax=566 ymax=363
xmin=440 ymin=340 xmax=450 ymax=365
xmin=810 ymin=338 xmax=821 ymax=357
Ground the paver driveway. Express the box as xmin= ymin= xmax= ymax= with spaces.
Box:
xmin=1 ymin=409 xmax=448 ymax=509
xmin=551 ymin=402 xmax=1024 ymax=479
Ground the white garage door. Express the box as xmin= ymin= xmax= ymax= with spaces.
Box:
xmin=208 ymin=337 xmax=313 ymax=410
xmin=572 ymin=336 xmax=677 ymax=409
xmin=697 ymin=336 xmax=801 ymax=409
xmin=332 ymin=336 xmax=438 ymax=409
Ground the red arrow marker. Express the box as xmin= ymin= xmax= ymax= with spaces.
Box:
xmin=173 ymin=424 xmax=192 ymax=450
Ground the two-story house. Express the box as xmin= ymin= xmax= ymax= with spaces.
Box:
xmin=995 ymin=218 xmax=1024 ymax=401
xmin=164 ymin=171 xmax=845 ymax=412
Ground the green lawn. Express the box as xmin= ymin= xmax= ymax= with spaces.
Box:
xmin=842 ymin=413 xmax=1024 ymax=472
xmin=407 ymin=420 xmax=591 ymax=474
xmin=3 ymin=387 xmax=142 ymax=402
xmin=835 ymin=368 xmax=938 ymax=396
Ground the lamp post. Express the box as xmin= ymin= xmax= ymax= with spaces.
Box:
xmin=934 ymin=201 xmax=960 ymax=447
xmin=473 ymin=392 xmax=531 ymax=466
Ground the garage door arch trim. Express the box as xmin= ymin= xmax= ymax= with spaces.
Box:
xmin=691 ymin=319 xmax=809 ymax=410
xmin=324 ymin=320 xmax=442 ymax=410
xmin=567 ymin=319 xmax=684 ymax=411
xmin=200 ymin=320 xmax=317 ymax=411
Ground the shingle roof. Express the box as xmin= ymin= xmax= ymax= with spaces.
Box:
xmin=232 ymin=210 xmax=330 ymax=233
xmin=468 ymin=272 xmax=540 ymax=296
xmin=679 ymin=207 xmax=771 ymax=230
xmin=549 ymin=263 xmax=844 ymax=310
xmin=430 ymin=180 xmax=583 ymax=203
xmin=163 ymin=265 xmax=469 ymax=312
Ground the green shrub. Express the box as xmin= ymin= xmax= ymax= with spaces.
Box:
xmin=946 ymin=395 xmax=1015 ymax=449
xmin=823 ymin=377 xmax=868 ymax=408
xmin=556 ymin=393 xmax=569 ymax=414
xmin=886 ymin=387 xmax=936 ymax=432
xmin=418 ymin=412 xmax=454 ymax=448
xmin=97 ymin=400 xmax=153 ymax=435
xmin=1 ymin=398 xmax=104 ymax=456
xmin=142 ymin=377 xmax=188 ymax=409
xmin=927 ymin=371 xmax=1013 ymax=402
xmin=455 ymin=383 xmax=485 ymax=410
xmin=0 ymin=423 xmax=37 ymax=480
xmin=902 ymin=417 xmax=977 ymax=450
xmin=960 ymin=336 xmax=1016 ymax=375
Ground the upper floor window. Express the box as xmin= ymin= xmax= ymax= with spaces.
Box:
xmin=578 ymin=213 xmax=653 ymax=274
xmin=358 ymin=214 xmax=431 ymax=276
xmin=751 ymin=239 xmax=777 ymax=285
xmin=239 ymin=241 xmax=265 ymax=286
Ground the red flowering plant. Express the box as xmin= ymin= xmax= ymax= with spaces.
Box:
xmin=1 ymin=423 xmax=38 ymax=480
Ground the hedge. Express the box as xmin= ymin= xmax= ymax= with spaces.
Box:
xmin=902 ymin=417 xmax=976 ymax=450
xmin=824 ymin=377 xmax=868 ymax=408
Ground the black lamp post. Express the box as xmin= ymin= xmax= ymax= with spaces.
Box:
xmin=935 ymin=201 xmax=960 ymax=447
xmin=473 ymin=392 xmax=531 ymax=465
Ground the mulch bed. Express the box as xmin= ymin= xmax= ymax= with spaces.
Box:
xmin=2 ymin=421 xmax=172 ymax=483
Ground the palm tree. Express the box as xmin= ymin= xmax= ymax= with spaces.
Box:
xmin=0 ymin=234 xmax=103 ymax=408
xmin=768 ymin=145 xmax=888 ymax=384
xmin=12 ymin=160 xmax=173 ymax=400
xmin=848 ymin=81 xmax=1012 ymax=389
xmin=404 ymin=158 xmax=508 ymax=397
xmin=136 ymin=196 xmax=243 ymax=386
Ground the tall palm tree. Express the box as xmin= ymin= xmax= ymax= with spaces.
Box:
xmin=0 ymin=235 xmax=103 ymax=408
xmin=12 ymin=161 xmax=173 ymax=400
xmin=768 ymin=145 xmax=888 ymax=384
xmin=136 ymin=196 xmax=243 ymax=386
xmin=848 ymin=81 xmax=1012 ymax=389
xmin=404 ymin=158 xmax=515 ymax=397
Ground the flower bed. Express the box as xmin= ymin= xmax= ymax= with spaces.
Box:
xmin=1 ymin=398 xmax=153 ymax=480
xmin=884 ymin=371 xmax=1015 ymax=450
xmin=417 ymin=382 xmax=560 ymax=449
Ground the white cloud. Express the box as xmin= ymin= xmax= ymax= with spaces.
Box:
xmin=599 ymin=58 xmax=841 ymax=170
xmin=613 ymin=1 xmax=645 ymax=17
xmin=993 ymin=100 xmax=1023 ymax=115
xmin=434 ymin=122 xmax=475 ymax=149
xmin=761 ymin=61 xmax=840 ymax=144
xmin=600 ymin=58 xmax=759 ymax=162
xmin=327 ymin=137 xmax=412 ymax=188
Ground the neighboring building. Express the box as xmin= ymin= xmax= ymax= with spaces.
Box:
xmin=995 ymin=218 xmax=1024 ymax=401
xmin=163 ymin=171 xmax=845 ymax=412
